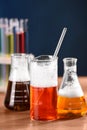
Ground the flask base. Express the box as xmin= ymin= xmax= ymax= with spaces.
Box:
xmin=4 ymin=103 xmax=30 ymax=111
xmin=57 ymin=110 xmax=87 ymax=120
xmin=57 ymin=95 xmax=87 ymax=119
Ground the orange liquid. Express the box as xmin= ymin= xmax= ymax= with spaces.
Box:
xmin=30 ymin=86 xmax=57 ymax=121
xmin=57 ymin=95 xmax=87 ymax=119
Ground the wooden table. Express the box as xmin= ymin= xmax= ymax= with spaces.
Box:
xmin=0 ymin=77 xmax=87 ymax=130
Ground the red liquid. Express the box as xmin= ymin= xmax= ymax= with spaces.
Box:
xmin=4 ymin=81 xmax=30 ymax=111
xmin=30 ymin=86 xmax=57 ymax=121
xmin=16 ymin=32 xmax=25 ymax=53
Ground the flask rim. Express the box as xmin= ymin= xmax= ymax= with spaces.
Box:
xmin=11 ymin=53 xmax=28 ymax=58
xmin=31 ymin=55 xmax=58 ymax=62
xmin=63 ymin=57 xmax=77 ymax=62
xmin=63 ymin=57 xmax=77 ymax=68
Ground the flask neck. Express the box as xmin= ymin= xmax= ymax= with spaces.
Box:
xmin=63 ymin=58 xmax=77 ymax=73
xmin=11 ymin=54 xmax=28 ymax=68
xmin=9 ymin=53 xmax=30 ymax=81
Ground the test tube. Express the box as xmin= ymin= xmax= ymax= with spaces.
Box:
xmin=13 ymin=26 xmax=17 ymax=53
xmin=6 ymin=26 xmax=14 ymax=55
xmin=0 ymin=18 xmax=8 ymax=55
xmin=0 ymin=20 xmax=1 ymax=86
xmin=0 ymin=18 xmax=8 ymax=92
xmin=9 ymin=18 xmax=19 ymax=53
xmin=16 ymin=19 xmax=25 ymax=53
xmin=24 ymin=19 xmax=29 ymax=53
xmin=0 ymin=21 xmax=1 ymax=54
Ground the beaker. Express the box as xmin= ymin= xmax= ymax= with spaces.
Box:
xmin=57 ymin=58 xmax=87 ymax=119
xmin=4 ymin=53 xmax=30 ymax=111
xmin=30 ymin=55 xmax=58 ymax=121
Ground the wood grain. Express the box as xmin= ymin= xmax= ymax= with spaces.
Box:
xmin=0 ymin=77 xmax=87 ymax=130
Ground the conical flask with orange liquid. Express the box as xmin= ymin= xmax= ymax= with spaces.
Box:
xmin=57 ymin=58 xmax=87 ymax=119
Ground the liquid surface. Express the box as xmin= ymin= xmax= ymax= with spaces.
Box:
xmin=4 ymin=80 xmax=30 ymax=111
xmin=57 ymin=95 xmax=87 ymax=119
xmin=58 ymin=84 xmax=84 ymax=98
xmin=30 ymin=86 xmax=57 ymax=121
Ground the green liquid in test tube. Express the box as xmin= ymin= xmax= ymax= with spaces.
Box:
xmin=6 ymin=33 xmax=14 ymax=55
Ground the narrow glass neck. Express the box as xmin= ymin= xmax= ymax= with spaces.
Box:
xmin=9 ymin=53 xmax=30 ymax=82
xmin=11 ymin=53 xmax=28 ymax=69
xmin=63 ymin=58 xmax=77 ymax=72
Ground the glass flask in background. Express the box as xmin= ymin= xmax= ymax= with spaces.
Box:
xmin=4 ymin=54 xmax=30 ymax=111
xmin=57 ymin=58 xmax=87 ymax=119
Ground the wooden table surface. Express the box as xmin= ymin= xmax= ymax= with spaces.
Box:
xmin=0 ymin=77 xmax=87 ymax=130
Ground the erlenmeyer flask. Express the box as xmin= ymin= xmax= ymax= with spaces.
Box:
xmin=4 ymin=54 xmax=30 ymax=111
xmin=57 ymin=58 xmax=87 ymax=119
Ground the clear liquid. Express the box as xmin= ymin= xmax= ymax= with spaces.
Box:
xmin=4 ymin=80 xmax=30 ymax=111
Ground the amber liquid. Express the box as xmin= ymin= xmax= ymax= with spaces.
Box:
xmin=4 ymin=81 xmax=30 ymax=111
xmin=57 ymin=95 xmax=87 ymax=119
xmin=30 ymin=86 xmax=57 ymax=121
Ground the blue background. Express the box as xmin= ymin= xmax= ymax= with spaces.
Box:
xmin=0 ymin=0 xmax=87 ymax=76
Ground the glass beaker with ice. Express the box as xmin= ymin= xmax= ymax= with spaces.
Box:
xmin=30 ymin=55 xmax=58 ymax=121
xmin=57 ymin=58 xmax=87 ymax=119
